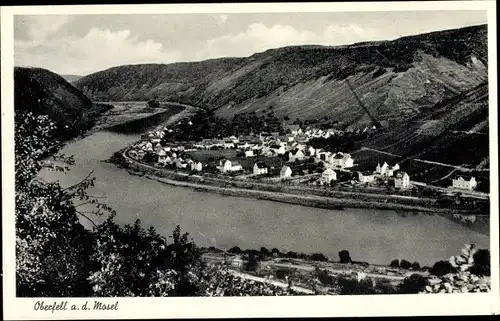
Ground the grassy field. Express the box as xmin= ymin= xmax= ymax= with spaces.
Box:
xmin=184 ymin=149 xmax=287 ymax=174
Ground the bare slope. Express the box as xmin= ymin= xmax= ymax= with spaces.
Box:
xmin=75 ymin=24 xmax=487 ymax=126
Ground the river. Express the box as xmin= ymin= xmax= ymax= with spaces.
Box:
xmin=38 ymin=130 xmax=489 ymax=266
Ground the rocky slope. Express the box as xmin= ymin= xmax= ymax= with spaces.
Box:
xmin=75 ymin=24 xmax=488 ymax=127
xmin=14 ymin=67 xmax=112 ymax=138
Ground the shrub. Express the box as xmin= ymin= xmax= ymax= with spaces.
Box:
xmin=398 ymin=274 xmax=428 ymax=294
xmin=310 ymin=253 xmax=328 ymax=262
xmin=423 ymin=244 xmax=490 ymax=293
xmin=338 ymin=277 xmax=376 ymax=295
xmin=276 ymin=268 xmax=294 ymax=280
xmin=315 ymin=268 xmax=335 ymax=286
xmin=469 ymin=249 xmax=490 ymax=276
xmin=430 ymin=260 xmax=456 ymax=276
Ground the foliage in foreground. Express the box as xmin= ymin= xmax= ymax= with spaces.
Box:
xmin=15 ymin=110 xmax=491 ymax=297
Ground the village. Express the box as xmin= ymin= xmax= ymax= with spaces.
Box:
xmin=126 ymin=116 xmax=481 ymax=203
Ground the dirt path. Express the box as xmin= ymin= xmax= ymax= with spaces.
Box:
xmin=226 ymin=270 xmax=315 ymax=294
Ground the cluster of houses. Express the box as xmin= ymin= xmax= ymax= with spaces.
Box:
xmin=451 ymin=176 xmax=478 ymax=191
xmin=128 ymin=123 xmax=480 ymax=193
xmin=129 ymin=140 xmax=203 ymax=172
xmin=316 ymin=161 xmax=411 ymax=189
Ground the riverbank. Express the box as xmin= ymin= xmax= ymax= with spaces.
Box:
xmin=110 ymin=147 xmax=482 ymax=216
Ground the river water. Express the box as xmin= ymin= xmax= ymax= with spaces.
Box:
xmin=38 ymin=130 xmax=489 ymax=266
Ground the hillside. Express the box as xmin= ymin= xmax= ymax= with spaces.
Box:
xmin=352 ymin=80 xmax=489 ymax=181
xmin=14 ymin=67 xmax=111 ymax=138
xmin=76 ymin=24 xmax=488 ymax=126
xmin=61 ymin=74 xmax=83 ymax=83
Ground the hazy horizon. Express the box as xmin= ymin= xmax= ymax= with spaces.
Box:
xmin=14 ymin=11 xmax=487 ymax=76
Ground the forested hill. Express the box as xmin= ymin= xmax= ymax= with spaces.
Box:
xmin=14 ymin=67 xmax=111 ymax=138
xmin=75 ymin=24 xmax=487 ymax=126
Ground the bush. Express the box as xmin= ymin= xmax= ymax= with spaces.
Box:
xmin=316 ymin=268 xmax=335 ymax=286
xmin=423 ymin=244 xmax=490 ymax=293
xmin=469 ymin=249 xmax=490 ymax=276
xmin=276 ymin=268 xmax=294 ymax=280
xmin=398 ymin=274 xmax=428 ymax=294
xmin=310 ymin=253 xmax=328 ymax=262
xmin=338 ymin=277 xmax=376 ymax=295
xmin=430 ymin=260 xmax=456 ymax=276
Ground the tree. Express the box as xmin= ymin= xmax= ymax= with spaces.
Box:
xmin=260 ymin=247 xmax=270 ymax=257
xmin=399 ymin=259 xmax=412 ymax=269
xmin=271 ymin=248 xmax=281 ymax=257
xmin=389 ymin=259 xmax=400 ymax=268
xmin=228 ymin=246 xmax=242 ymax=254
xmin=469 ymin=249 xmax=490 ymax=276
xmin=244 ymin=252 xmax=260 ymax=272
xmin=338 ymin=250 xmax=352 ymax=263
xmin=411 ymin=261 xmax=421 ymax=270
xmin=14 ymin=109 xmax=204 ymax=297
xmin=310 ymin=253 xmax=328 ymax=262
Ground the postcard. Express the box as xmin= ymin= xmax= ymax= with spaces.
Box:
xmin=2 ymin=1 xmax=499 ymax=319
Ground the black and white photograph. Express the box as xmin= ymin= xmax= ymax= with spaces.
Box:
xmin=2 ymin=1 xmax=499 ymax=319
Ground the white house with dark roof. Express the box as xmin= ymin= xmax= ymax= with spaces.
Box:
xmin=245 ymin=150 xmax=255 ymax=157
xmin=285 ymin=124 xmax=302 ymax=135
xmin=288 ymin=149 xmax=306 ymax=162
xmin=307 ymin=146 xmax=316 ymax=157
xmin=386 ymin=163 xmax=400 ymax=177
xmin=452 ymin=176 xmax=477 ymax=190
xmin=158 ymin=155 xmax=172 ymax=165
xmin=218 ymin=159 xmax=243 ymax=173
xmin=321 ymin=168 xmax=337 ymax=184
xmin=280 ymin=165 xmax=293 ymax=179
xmin=270 ymin=144 xmax=286 ymax=155
xmin=224 ymin=140 xmax=236 ymax=149
xmin=253 ymin=162 xmax=268 ymax=175
xmin=190 ymin=161 xmax=203 ymax=172
xmin=175 ymin=158 xmax=187 ymax=169
xmin=329 ymin=152 xmax=354 ymax=169
xmin=394 ymin=171 xmax=411 ymax=189
xmin=358 ymin=171 xmax=375 ymax=183
xmin=375 ymin=162 xmax=400 ymax=177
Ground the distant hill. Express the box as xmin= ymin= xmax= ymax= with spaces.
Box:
xmin=15 ymin=67 xmax=111 ymax=138
xmin=61 ymin=74 xmax=83 ymax=83
xmin=75 ymin=24 xmax=488 ymax=127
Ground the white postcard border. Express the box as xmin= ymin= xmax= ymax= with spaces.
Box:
xmin=2 ymin=1 xmax=499 ymax=319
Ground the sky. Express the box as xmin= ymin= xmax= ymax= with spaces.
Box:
xmin=14 ymin=11 xmax=487 ymax=76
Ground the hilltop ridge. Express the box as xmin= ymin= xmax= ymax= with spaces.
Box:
xmin=75 ymin=24 xmax=487 ymax=126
